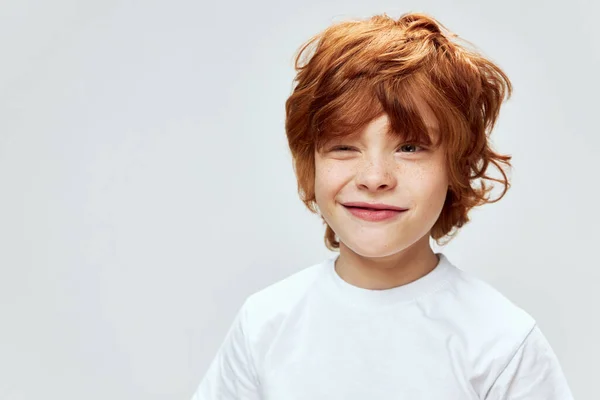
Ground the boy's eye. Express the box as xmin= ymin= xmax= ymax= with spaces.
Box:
xmin=332 ymin=145 xmax=354 ymax=151
xmin=399 ymin=144 xmax=423 ymax=153
xmin=331 ymin=144 xmax=424 ymax=152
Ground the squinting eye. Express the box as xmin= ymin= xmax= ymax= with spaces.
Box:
xmin=332 ymin=145 xmax=354 ymax=151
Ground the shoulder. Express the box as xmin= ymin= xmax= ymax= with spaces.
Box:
xmin=233 ymin=257 xmax=329 ymax=375
xmin=435 ymin=256 xmax=540 ymax=394
xmin=485 ymin=324 xmax=574 ymax=399
xmin=440 ymin=258 xmax=537 ymax=333
xmin=241 ymin=256 xmax=328 ymax=327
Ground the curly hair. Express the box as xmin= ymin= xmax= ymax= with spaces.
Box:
xmin=284 ymin=12 xmax=513 ymax=251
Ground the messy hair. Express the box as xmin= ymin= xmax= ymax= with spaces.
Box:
xmin=284 ymin=12 xmax=513 ymax=251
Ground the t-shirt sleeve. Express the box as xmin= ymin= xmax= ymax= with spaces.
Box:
xmin=190 ymin=300 xmax=262 ymax=400
xmin=484 ymin=324 xmax=574 ymax=400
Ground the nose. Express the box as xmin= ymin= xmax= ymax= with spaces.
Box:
xmin=354 ymin=157 xmax=397 ymax=192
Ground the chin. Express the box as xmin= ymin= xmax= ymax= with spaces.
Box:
xmin=341 ymin=237 xmax=412 ymax=258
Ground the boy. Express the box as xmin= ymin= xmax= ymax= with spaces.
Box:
xmin=191 ymin=12 xmax=574 ymax=399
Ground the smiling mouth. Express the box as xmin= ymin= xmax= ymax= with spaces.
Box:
xmin=341 ymin=202 xmax=408 ymax=212
xmin=344 ymin=205 xmax=406 ymax=212
xmin=342 ymin=205 xmax=408 ymax=222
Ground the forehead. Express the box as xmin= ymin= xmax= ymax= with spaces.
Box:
xmin=314 ymin=80 xmax=443 ymax=149
xmin=410 ymin=91 xmax=438 ymax=128
xmin=361 ymin=111 xmax=439 ymax=135
xmin=341 ymin=111 xmax=440 ymax=144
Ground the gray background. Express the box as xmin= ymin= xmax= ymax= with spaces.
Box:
xmin=0 ymin=0 xmax=597 ymax=398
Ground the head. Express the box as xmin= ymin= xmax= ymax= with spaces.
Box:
xmin=285 ymin=12 xmax=513 ymax=253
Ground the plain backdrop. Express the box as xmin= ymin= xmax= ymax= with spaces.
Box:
xmin=0 ymin=0 xmax=597 ymax=399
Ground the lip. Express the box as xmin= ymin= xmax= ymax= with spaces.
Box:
xmin=342 ymin=204 xmax=408 ymax=222
xmin=342 ymin=202 xmax=408 ymax=211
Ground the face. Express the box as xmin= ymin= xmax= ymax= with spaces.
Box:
xmin=314 ymin=98 xmax=449 ymax=259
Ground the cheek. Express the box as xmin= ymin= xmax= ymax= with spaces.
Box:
xmin=314 ymin=160 xmax=336 ymax=205
xmin=314 ymin=176 xmax=326 ymax=205
xmin=411 ymin=165 xmax=448 ymax=203
xmin=315 ymin=162 xmax=347 ymax=195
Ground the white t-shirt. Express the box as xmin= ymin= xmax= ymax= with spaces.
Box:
xmin=191 ymin=253 xmax=574 ymax=399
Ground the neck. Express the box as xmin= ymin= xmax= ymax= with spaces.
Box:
xmin=334 ymin=237 xmax=439 ymax=290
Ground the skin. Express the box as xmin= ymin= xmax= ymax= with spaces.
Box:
xmin=314 ymin=96 xmax=449 ymax=290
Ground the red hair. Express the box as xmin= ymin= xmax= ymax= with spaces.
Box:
xmin=284 ymin=12 xmax=513 ymax=251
